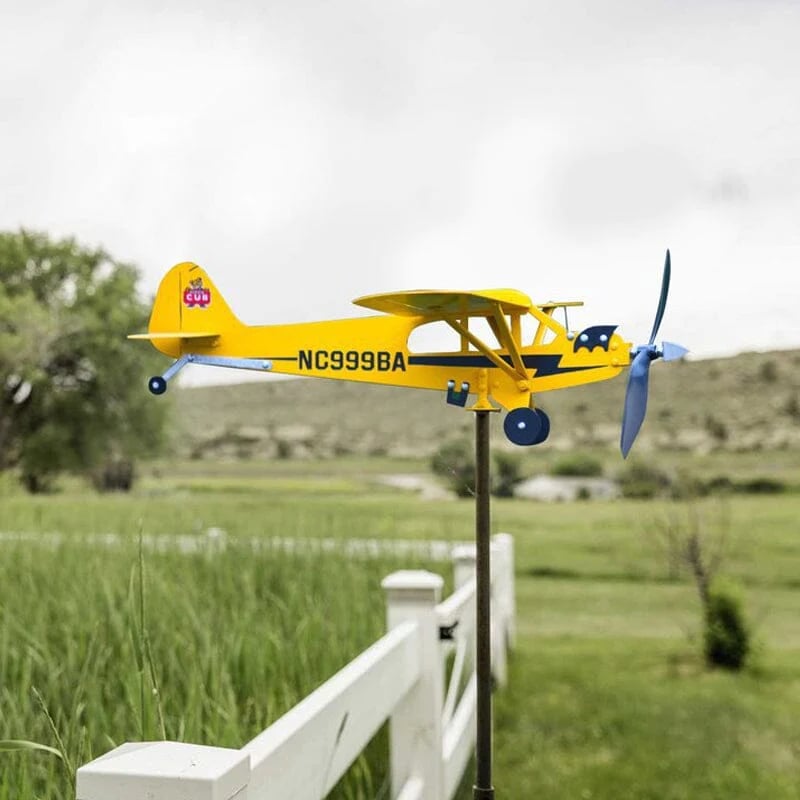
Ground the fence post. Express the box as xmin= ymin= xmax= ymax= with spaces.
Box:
xmin=493 ymin=533 xmax=516 ymax=652
xmin=453 ymin=540 xmax=513 ymax=688
xmin=382 ymin=570 xmax=445 ymax=800
xmin=76 ymin=741 xmax=250 ymax=800
xmin=452 ymin=544 xmax=476 ymax=590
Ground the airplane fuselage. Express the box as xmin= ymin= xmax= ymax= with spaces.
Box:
xmin=151 ymin=314 xmax=631 ymax=411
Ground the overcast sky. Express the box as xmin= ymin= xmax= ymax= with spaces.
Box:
xmin=2 ymin=0 xmax=799 ymax=385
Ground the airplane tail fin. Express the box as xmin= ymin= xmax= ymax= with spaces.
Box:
xmin=130 ymin=262 xmax=243 ymax=356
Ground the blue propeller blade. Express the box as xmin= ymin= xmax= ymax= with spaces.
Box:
xmin=648 ymin=250 xmax=671 ymax=345
xmin=620 ymin=249 xmax=689 ymax=457
xmin=620 ymin=348 xmax=653 ymax=458
xmin=661 ymin=341 xmax=689 ymax=362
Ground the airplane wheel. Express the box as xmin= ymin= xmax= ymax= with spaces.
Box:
xmin=503 ymin=407 xmax=542 ymax=446
xmin=532 ymin=408 xmax=550 ymax=444
xmin=148 ymin=376 xmax=167 ymax=395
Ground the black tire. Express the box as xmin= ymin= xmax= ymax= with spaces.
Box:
xmin=532 ymin=408 xmax=550 ymax=444
xmin=148 ymin=376 xmax=167 ymax=395
xmin=503 ymin=407 xmax=542 ymax=446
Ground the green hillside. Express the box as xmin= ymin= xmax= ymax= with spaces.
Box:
xmin=173 ymin=348 xmax=800 ymax=464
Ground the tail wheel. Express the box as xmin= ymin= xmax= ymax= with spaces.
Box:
xmin=148 ymin=376 xmax=167 ymax=395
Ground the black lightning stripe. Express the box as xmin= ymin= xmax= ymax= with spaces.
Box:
xmin=407 ymin=354 xmax=598 ymax=377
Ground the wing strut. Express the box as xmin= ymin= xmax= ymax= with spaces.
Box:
xmin=445 ymin=313 xmax=528 ymax=383
xmin=488 ymin=308 xmax=527 ymax=378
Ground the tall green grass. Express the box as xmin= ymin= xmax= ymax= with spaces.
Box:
xmin=0 ymin=535 xmax=439 ymax=799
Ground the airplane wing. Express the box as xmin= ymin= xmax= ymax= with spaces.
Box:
xmin=127 ymin=332 xmax=220 ymax=340
xmin=352 ymin=289 xmax=533 ymax=317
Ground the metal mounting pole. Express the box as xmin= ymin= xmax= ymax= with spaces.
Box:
xmin=473 ymin=409 xmax=495 ymax=799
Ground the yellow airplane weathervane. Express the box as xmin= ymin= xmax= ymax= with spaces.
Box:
xmin=130 ymin=248 xmax=688 ymax=799
xmin=130 ymin=251 xmax=687 ymax=456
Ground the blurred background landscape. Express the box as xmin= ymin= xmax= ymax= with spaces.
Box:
xmin=175 ymin=348 xmax=800 ymax=464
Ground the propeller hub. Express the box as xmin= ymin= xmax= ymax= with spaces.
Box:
xmin=631 ymin=344 xmax=660 ymax=361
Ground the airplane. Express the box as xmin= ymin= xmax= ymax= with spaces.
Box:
xmin=129 ymin=251 xmax=687 ymax=456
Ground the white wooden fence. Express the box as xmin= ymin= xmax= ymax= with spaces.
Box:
xmin=75 ymin=533 xmax=515 ymax=800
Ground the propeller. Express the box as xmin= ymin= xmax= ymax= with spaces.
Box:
xmin=620 ymin=250 xmax=689 ymax=457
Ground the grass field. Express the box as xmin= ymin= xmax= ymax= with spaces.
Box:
xmin=1 ymin=457 xmax=799 ymax=798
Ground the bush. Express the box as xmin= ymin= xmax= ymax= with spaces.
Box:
xmin=704 ymin=583 xmax=750 ymax=670
xmin=431 ymin=439 xmax=526 ymax=498
xmin=493 ymin=451 xmax=524 ymax=498
xmin=738 ymin=477 xmax=785 ymax=495
xmin=275 ymin=439 xmax=293 ymax=459
xmin=704 ymin=414 xmax=729 ymax=444
xmin=669 ymin=469 xmax=710 ymax=500
xmin=550 ymin=453 xmax=603 ymax=478
xmin=691 ymin=475 xmax=784 ymax=497
xmin=90 ymin=458 xmax=135 ymax=492
xmin=705 ymin=475 xmax=734 ymax=494
xmin=431 ymin=439 xmax=475 ymax=498
xmin=618 ymin=459 xmax=671 ymax=499
xmin=758 ymin=359 xmax=779 ymax=383
xmin=784 ymin=392 xmax=800 ymax=420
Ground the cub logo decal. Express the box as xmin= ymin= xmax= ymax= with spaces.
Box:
xmin=183 ymin=278 xmax=211 ymax=309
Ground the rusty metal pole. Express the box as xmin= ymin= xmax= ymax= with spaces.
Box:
xmin=473 ymin=409 xmax=495 ymax=799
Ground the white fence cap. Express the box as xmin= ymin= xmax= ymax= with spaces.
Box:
xmin=381 ymin=570 xmax=443 ymax=590
xmin=76 ymin=741 xmax=249 ymax=800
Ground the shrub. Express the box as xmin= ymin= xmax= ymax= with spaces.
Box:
xmin=550 ymin=453 xmax=604 ymax=478
xmin=431 ymin=439 xmax=475 ymax=497
xmin=758 ymin=359 xmax=779 ymax=383
xmin=669 ymin=469 xmax=709 ymax=500
xmin=704 ymin=583 xmax=750 ymax=670
xmin=431 ymin=440 xmax=527 ymax=498
xmin=651 ymin=502 xmax=751 ymax=672
xmin=705 ymin=475 xmax=734 ymax=494
xmin=704 ymin=414 xmax=729 ymax=444
xmin=618 ymin=459 xmax=671 ymax=499
xmin=738 ymin=477 xmax=785 ymax=495
xmin=275 ymin=439 xmax=293 ymax=459
xmin=493 ymin=451 xmax=525 ymax=498
xmin=784 ymin=392 xmax=800 ymax=420
xmin=703 ymin=476 xmax=786 ymax=496
xmin=90 ymin=459 xmax=135 ymax=492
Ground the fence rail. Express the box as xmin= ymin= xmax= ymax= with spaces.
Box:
xmin=1 ymin=530 xmax=466 ymax=561
xmin=76 ymin=533 xmax=515 ymax=800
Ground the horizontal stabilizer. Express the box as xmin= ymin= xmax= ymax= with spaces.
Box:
xmin=127 ymin=332 xmax=220 ymax=341
xmin=538 ymin=300 xmax=584 ymax=311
